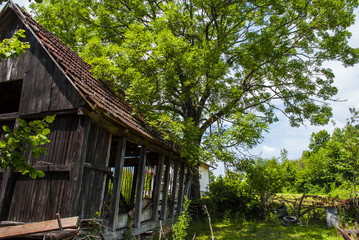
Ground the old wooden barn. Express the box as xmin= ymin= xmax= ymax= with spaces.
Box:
xmin=0 ymin=1 xmax=192 ymax=238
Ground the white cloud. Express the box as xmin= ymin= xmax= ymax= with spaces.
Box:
xmin=262 ymin=145 xmax=277 ymax=154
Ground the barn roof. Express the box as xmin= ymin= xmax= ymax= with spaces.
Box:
xmin=1 ymin=1 xmax=170 ymax=148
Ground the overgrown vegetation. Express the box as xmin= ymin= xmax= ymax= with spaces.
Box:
xmin=187 ymin=219 xmax=342 ymax=240
xmin=0 ymin=115 xmax=55 ymax=179
xmin=172 ymin=197 xmax=191 ymax=240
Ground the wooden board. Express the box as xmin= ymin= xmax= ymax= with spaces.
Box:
xmin=0 ymin=216 xmax=79 ymax=238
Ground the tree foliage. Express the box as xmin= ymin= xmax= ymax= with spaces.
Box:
xmin=264 ymin=108 xmax=359 ymax=196
xmin=0 ymin=29 xmax=29 ymax=60
xmin=0 ymin=116 xmax=55 ymax=179
xmin=31 ymin=0 xmax=359 ymax=165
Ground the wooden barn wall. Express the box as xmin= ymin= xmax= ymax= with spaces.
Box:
xmin=78 ymin=122 xmax=111 ymax=219
xmin=0 ymin=121 xmax=15 ymax=190
xmin=1 ymin=115 xmax=88 ymax=222
xmin=0 ymin=15 xmax=84 ymax=116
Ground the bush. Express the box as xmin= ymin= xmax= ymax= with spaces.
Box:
xmin=172 ymin=197 xmax=191 ymax=240
xmin=204 ymin=171 xmax=263 ymax=220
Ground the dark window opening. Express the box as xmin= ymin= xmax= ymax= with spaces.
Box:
xmin=0 ymin=80 xmax=22 ymax=114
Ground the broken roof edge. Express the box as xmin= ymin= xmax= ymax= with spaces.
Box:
xmin=1 ymin=1 xmax=183 ymax=155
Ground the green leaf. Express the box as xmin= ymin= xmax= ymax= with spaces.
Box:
xmin=2 ymin=125 xmax=11 ymax=132
xmin=29 ymin=170 xmax=37 ymax=179
xmin=42 ymin=128 xmax=50 ymax=135
xmin=44 ymin=115 xmax=56 ymax=123
xmin=37 ymin=170 xmax=45 ymax=178
xmin=0 ymin=140 xmax=6 ymax=148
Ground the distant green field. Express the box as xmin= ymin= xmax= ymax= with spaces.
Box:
xmin=187 ymin=220 xmax=342 ymax=240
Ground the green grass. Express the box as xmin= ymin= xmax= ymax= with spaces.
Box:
xmin=187 ymin=219 xmax=342 ymax=240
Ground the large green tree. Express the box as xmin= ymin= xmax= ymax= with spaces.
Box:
xmin=31 ymin=0 xmax=359 ymax=182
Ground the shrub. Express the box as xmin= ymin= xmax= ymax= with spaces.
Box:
xmin=204 ymin=171 xmax=263 ymax=220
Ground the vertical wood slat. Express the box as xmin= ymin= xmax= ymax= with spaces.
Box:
xmin=169 ymin=161 xmax=179 ymax=219
xmin=99 ymin=134 xmax=112 ymax=217
xmin=108 ymin=136 xmax=127 ymax=231
xmin=160 ymin=158 xmax=171 ymax=220
xmin=0 ymin=170 xmax=14 ymax=220
xmin=130 ymin=166 xmax=139 ymax=205
xmin=152 ymin=154 xmax=164 ymax=221
xmin=134 ymin=146 xmax=147 ymax=228
xmin=70 ymin=116 xmax=90 ymax=216
xmin=184 ymin=171 xmax=193 ymax=198
xmin=177 ymin=163 xmax=186 ymax=214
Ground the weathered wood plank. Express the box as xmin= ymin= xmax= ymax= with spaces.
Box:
xmin=83 ymin=163 xmax=112 ymax=175
xmin=0 ymin=170 xmax=14 ymax=220
xmin=0 ymin=166 xmax=72 ymax=173
xmin=70 ymin=116 xmax=90 ymax=216
xmin=108 ymin=136 xmax=127 ymax=231
xmin=177 ymin=163 xmax=186 ymax=214
xmin=161 ymin=158 xmax=171 ymax=220
xmin=0 ymin=112 xmax=19 ymax=120
xmin=169 ymin=161 xmax=179 ymax=219
xmin=134 ymin=146 xmax=147 ymax=228
xmin=152 ymin=154 xmax=164 ymax=221
xmin=184 ymin=171 xmax=193 ymax=198
xmin=0 ymin=216 xmax=79 ymax=238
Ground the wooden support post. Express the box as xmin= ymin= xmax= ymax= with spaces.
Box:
xmin=160 ymin=158 xmax=171 ymax=220
xmin=184 ymin=170 xmax=193 ymax=199
xmin=176 ymin=163 xmax=186 ymax=215
xmin=56 ymin=213 xmax=63 ymax=230
xmin=152 ymin=154 xmax=164 ymax=221
xmin=108 ymin=136 xmax=127 ymax=232
xmin=134 ymin=146 xmax=147 ymax=228
xmin=169 ymin=161 xmax=179 ymax=219
xmin=0 ymin=170 xmax=15 ymax=220
xmin=130 ymin=166 xmax=139 ymax=205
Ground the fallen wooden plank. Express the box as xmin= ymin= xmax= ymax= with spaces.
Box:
xmin=23 ymin=229 xmax=78 ymax=240
xmin=0 ymin=216 xmax=79 ymax=239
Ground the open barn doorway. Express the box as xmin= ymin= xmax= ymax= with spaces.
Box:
xmin=101 ymin=136 xmax=159 ymax=228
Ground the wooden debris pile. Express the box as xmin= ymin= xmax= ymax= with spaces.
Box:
xmin=0 ymin=215 xmax=79 ymax=239
xmin=337 ymin=222 xmax=359 ymax=240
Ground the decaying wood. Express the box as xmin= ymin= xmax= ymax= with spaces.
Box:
xmin=337 ymin=222 xmax=359 ymax=240
xmin=152 ymin=154 xmax=165 ymax=221
xmin=169 ymin=161 xmax=179 ymax=219
xmin=23 ymin=229 xmax=77 ymax=240
xmin=134 ymin=146 xmax=147 ymax=228
xmin=177 ymin=163 xmax=186 ymax=214
xmin=0 ymin=216 xmax=79 ymax=239
xmin=160 ymin=158 xmax=171 ymax=220
xmin=108 ymin=136 xmax=126 ymax=231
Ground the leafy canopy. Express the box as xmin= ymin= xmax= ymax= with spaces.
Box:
xmin=32 ymin=0 xmax=359 ymax=165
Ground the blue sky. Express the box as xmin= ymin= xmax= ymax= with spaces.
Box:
xmin=3 ymin=1 xmax=359 ymax=176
